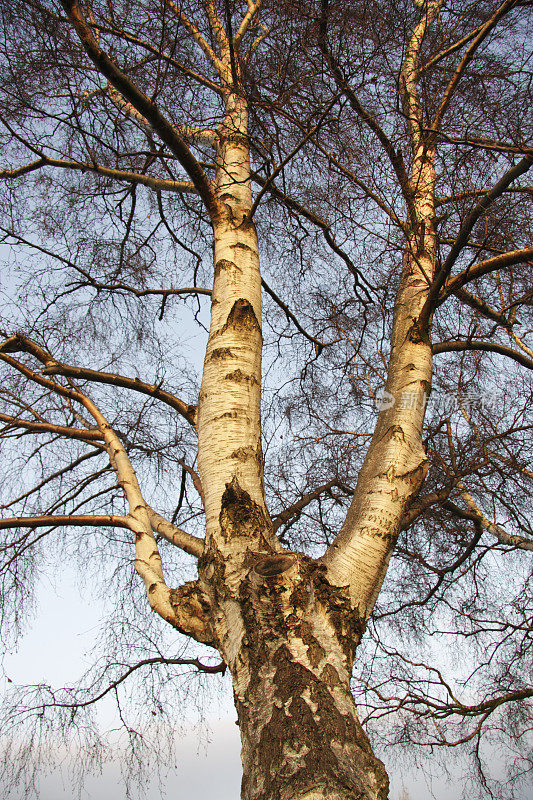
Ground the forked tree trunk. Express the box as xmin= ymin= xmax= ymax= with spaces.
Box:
xmin=195 ymin=86 xmax=434 ymax=800
xmin=193 ymin=88 xmax=394 ymax=799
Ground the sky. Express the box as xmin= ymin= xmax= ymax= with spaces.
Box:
xmin=0 ymin=566 xmax=462 ymax=800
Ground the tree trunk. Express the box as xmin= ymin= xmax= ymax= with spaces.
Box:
xmin=197 ymin=91 xmax=390 ymax=799
xmin=224 ymin=553 xmax=389 ymax=800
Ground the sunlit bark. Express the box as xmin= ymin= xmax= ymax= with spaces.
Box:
xmin=1 ymin=1 xmax=531 ymax=798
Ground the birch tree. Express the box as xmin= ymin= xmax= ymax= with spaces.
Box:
xmin=0 ymin=1 xmax=531 ymax=798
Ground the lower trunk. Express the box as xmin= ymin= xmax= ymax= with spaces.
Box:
xmin=236 ymin=654 xmax=389 ymax=800
xmin=222 ymin=554 xmax=389 ymax=800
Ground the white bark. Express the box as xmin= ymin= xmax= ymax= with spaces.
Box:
xmin=197 ymin=93 xmax=280 ymax=566
xmin=322 ymin=4 xmax=442 ymax=620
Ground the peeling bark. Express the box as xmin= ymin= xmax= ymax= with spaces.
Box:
xmin=169 ymin=582 xmax=216 ymax=645
xmin=230 ymin=555 xmax=388 ymax=800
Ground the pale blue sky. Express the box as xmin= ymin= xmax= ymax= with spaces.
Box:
xmin=1 ymin=563 xmax=468 ymax=800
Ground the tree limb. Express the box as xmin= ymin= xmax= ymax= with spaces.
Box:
xmin=431 ymin=0 xmax=520 ymax=132
xmin=43 ymin=362 xmax=198 ymax=427
xmin=420 ymin=153 xmax=533 ymax=326
xmin=146 ymin=506 xmax=204 ymax=558
xmin=451 ymin=486 xmax=533 ymax=551
xmin=440 ymin=247 xmax=533 ymax=299
xmin=1 ymin=333 xmax=197 ymax=427
xmin=1 ymin=154 xmax=198 ymax=194
xmin=58 ymin=0 xmax=221 ymax=221
xmin=0 ymin=412 xmax=104 ymax=443
xmin=0 ymin=514 xmax=130 ymax=530
xmin=27 ymin=655 xmax=225 ymax=713
xmin=433 ymin=340 xmax=533 ymax=369
xmin=272 ymin=480 xmax=337 ymax=533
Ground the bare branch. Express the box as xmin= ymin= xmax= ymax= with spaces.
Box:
xmin=440 ymin=247 xmax=533 ymax=299
xmin=453 ymin=484 xmax=533 ymax=551
xmin=165 ymin=0 xmax=226 ymax=76
xmin=0 ymin=412 xmax=104 ymax=443
xmin=1 ymin=153 xmax=198 ymax=194
xmin=59 ymin=0 xmax=221 ymax=220
xmin=435 ymin=185 xmax=533 ymax=206
xmin=146 ymin=506 xmax=204 ymax=558
xmin=261 ymin=277 xmax=326 ymax=354
xmin=431 ymin=0 xmax=520 ymax=133
xmin=432 ymin=340 xmax=533 ymax=370
xmin=0 ymin=514 xmax=130 ymax=531
xmin=1 ymin=334 xmax=197 ymax=427
xmin=43 ymin=363 xmax=198 ymax=427
xmin=272 ymin=480 xmax=337 ymax=533
xmin=318 ymin=1 xmax=414 ymax=216
xmin=234 ymin=0 xmax=262 ymax=48
xmin=32 ymin=655 xmax=225 ymax=713
xmin=420 ymin=153 xmax=533 ymax=326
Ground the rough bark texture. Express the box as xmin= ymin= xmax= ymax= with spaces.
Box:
xmin=231 ymin=554 xmax=389 ymax=800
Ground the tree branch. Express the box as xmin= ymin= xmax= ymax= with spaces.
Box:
xmin=146 ymin=506 xmax=204 ymax=558
xmin=432 ymin=340 xmax=533 ymax=370
xmin=0 ymin=514 xmax=130 ymax=531
xmin=25 ymin=656 xmax=225 ymax=713
xmin=234 ymin=0 xmax=262 ymax=48
xmin=165 ymin=0 xmax=226 ymax=77
xmin=440 ymin=247 xmax=533 ymax=299
xmin=318 ymin=0 xmax=414 ymax=216
xmin=272 ymin=480 xmax=337 ymax=533
xmin=43 ymin=362 xmax=198 ymax=427
xmin=452 ymin=485 xmax=533 ymax=551
xmin=58 ymin=0 xmax=221 ymax=221
xmin=446 ymin=287 xmax=513 ymax=328
xmin=420 ymin=153 xmax=533 ymax=327
xmin=1 ymin=154 xmax=198 ymax=194
xmin=1 ymin=333 xmax=197 ymax=428
xmin=430 ymin=0 xmax=519 ymax=132
xmin=261 ymin=278 xmax=325 ymax=354
xmin=0 ymin=412 xmax=104 ymax=443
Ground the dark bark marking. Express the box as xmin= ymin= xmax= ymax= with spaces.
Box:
xmin=224 ymin=369 xmax=258 ymax=385
xmin=321 ymin=661 xmax=341 ymax=688
xmin=214 ymin=258 xmax=242 ymax=277
xmin=240 ymin=647 xmax=388 ymax=800
xmin=222 ymin=298 xmax=261 ymax=335
xmin=238 ymin=214 xmax=256 ymax=232
xmin=299 ymin=620 xmax=327 ymax=668
xmin=218 ymin=132 xmax=248 ymax=147
xmin=219 ymin=476 xmax=272 ymax=547
xmin=408 ymin=319 xmax=430 ymax=344
xmin=230 ymin=445 xmax=259 ymax=462
xmin=388 ymin=425 xmax=405 ymax=442
xmin=360 ymin=526 xmax=397 ymax=542
xmin=208 ymin=347 xmax=235 ymax=361
xmin=230 ymin=241 xmax=254 ymax=252
xmin=212 ymin=410 xmax=240 ymax=421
